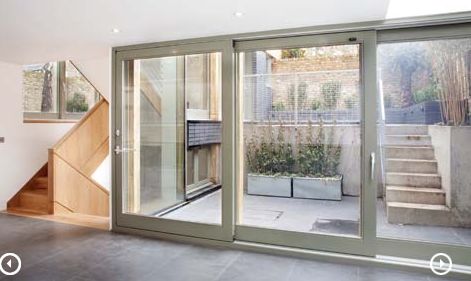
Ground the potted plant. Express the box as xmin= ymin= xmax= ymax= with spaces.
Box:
xmin=293 ymin=120 xmax=343 ymax=200
xmin=246 ymin=121 xmax=294 ymax=197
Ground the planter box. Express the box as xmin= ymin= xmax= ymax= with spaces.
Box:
xmin=247 ymin=174 xmax=291 ymax=197
xmin=385 ymin=101 xmax=442 ymax=125
xmin=293 ymin=176 xmax=343 ymax=201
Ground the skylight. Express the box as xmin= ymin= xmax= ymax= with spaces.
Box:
xmin=386 ymin=0 xmax=471 ymax=19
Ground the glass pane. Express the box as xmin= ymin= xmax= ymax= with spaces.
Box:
xmin=122 ymin=52 xmax=222 ymax=225
xmin=65 ymin=61 xmax=99 ymax=114
xmin=377 ymin=38 xmax=471 ymax=246
xmin=238 ymin=45 xmax=362 ymax=236
xmin=23 ymin=62 xmax=58 ymax=113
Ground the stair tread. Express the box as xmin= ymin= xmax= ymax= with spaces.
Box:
xmin=385 ymin=145 xmax=433 ymax=149
xmin=386 ymin=186 xmax=445 ymax=193
xmin=387 ymin=158 xmax=437 ymax=163
xmin=7 ymin=207 xmax=48 ymax=215
xmin=386 ymin=134 xmax=430 ymax=137
xmin=22 ymin=189 xmax=48 ymax=197
xmin=387 ymin=172 xmax=440 ymax=177
xmin=387 ymin=202 xmax=449 ymax=211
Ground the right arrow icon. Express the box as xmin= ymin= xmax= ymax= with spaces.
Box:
xmin=430 ymin=253 xmax=452 ymax=276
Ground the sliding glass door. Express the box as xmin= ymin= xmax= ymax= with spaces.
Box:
xmin=234 ymin=31 xmax=378 ymax=256
xmin=112 ymin=25 xmax=471 ymax=267
xmin=113 ymin=41 xmax=234 ymax=241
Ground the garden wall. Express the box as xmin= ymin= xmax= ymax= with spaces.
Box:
xmin=244 ymin=123 xmax=361 ymax=196
xmin=429 ymin=125 xmax=471 ymax=226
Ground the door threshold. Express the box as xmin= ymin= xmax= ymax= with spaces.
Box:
xmin=112 ymin=224 xmax=471 ymax=279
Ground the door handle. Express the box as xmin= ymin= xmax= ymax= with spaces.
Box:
xmin=114 ymin=145 xmax=136 ymax=155
xmin=370 ymin=152 xmax=375 ymax=181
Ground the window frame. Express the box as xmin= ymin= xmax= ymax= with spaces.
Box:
xmin=23 ymin=60 xmax=101 ymax=123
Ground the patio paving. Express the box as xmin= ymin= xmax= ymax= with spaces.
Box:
xmin=163 ymin=190 xmax=471 ymax=246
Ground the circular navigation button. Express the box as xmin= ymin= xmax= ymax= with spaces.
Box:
xmin=0 ymin=253 xmax=21 ymax=276
xmin=430 ymin=253 xmax=452 ymax=276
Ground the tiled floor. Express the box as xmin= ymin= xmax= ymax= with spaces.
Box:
xmin=0 ymin=213 xmax=463 ymax=281
xmin=164 ymin=190 xmax=471 ymax=246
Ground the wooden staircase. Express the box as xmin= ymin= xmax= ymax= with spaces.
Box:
xmin=7 ymin=99 xmax=110 ymax=218
xmin=7 ymin=164 xmax=50 ymax=214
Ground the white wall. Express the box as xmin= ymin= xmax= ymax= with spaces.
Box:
xmin=0 ymin=61 xmax=73 ymax=210
xmin=73 ymin=54 xmax=111 ymax=100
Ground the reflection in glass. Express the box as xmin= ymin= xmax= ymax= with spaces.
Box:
xmin=121 ymin=52 xmax=222 ymax=225
xmin=377 ymin=38 xmax=471 ymax=246
xmin=238 ymin=45 xmax=362 ymax=236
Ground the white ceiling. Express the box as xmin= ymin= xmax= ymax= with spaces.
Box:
xmin=0 ymin=0 xmax=393 ymax=64
xmin=0 ymin=0 xmax=469 ymax=65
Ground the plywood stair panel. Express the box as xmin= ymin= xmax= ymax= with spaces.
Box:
xmin=8 ymin=99 xmax=110 ymax=220
xmin=50 ymin=98 xmax=110 ymax=217
xmin=384 ymin=125 xmax=452 ymax=226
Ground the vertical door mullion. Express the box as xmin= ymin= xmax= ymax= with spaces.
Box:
xmin=361 ymin=31 xmax=378 ymax=256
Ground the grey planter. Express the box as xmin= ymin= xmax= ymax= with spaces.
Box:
xmin=293 ymin=176 xmax=343 ymax=200
xmin=247 ymin=174 xmax=291 ymax=197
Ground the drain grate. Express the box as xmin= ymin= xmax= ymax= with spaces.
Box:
xmin=311 ymin=219 xmax=359 ymax=235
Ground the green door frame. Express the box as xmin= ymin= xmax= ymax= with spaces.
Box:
xmin=113 ymin=40 xmax=235 ymax=241
xmin=111 ymin=16 xmax=471 ymax=267
xmin=233 ymin=30 xmax=378 ymax=257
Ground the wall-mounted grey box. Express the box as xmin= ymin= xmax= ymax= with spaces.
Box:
xmin=0 ymin=137 xmax=4 ymax=143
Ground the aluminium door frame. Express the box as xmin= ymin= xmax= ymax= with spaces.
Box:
xmin=375 ymin=23 xmax=471 ymax=266
xmin=233 ymin=30 xmax=378 ymax=257
xmin=112 ymin=39 xmax=235 ymax=241
xmin=110 ymin=16 xmax=471 ymax=266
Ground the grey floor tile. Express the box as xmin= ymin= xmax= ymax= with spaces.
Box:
xmin=217 ymin=252 xmax=296 ymax=281
xmin=289 ymin=259 xmax=359 ymax=281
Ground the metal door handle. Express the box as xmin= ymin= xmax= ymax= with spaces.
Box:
xmin=370 ymin=152 xmax=375 ymax=181
xmin=114 ymin=145 xmax=136 ymax=155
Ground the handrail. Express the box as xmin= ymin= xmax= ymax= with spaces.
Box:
xmin=377 ymin=68 xmax=387 ymax=194
xmin=52 ymin=98 xmax=108 ymax=150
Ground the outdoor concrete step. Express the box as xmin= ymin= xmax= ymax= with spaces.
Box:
xmin=386 ymin=172 xmax=441 ymax=188
xmin=385 ymin=146 xmax=435 ymax=160
xmin=385 ymin=125 xmax=428 ymax=136
xmin=384 ymin=135 xmax=432 ymax=146
xmin=387 ymin=202 xmax=451 ymax=226
xmin=386 ymin=158 xmax=438 ymax=174
xmin=386 ymin=186 xmax=446 ymax=205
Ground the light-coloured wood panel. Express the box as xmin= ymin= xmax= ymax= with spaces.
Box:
xmin=141 ymin=72 xmax=162 ymax=116
xmin=81 ymin=137 xmax=109 ymax=176
xmin=5 ymin=209 xmax=109 ymax=231
xmin=53 ymin=154 xmax=109 ymax=217
xmin=54 ymin=100 xmax=109 ymax=170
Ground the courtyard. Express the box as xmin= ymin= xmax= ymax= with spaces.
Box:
xmin=163 ymin=190 xmax=471 ymax=246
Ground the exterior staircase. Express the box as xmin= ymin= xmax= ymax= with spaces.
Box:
xmin=384 ymin=125 xmax=451 ymax=226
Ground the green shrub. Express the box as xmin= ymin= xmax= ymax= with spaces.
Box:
xmin=246 ymin=121 xmax=294 ymax=176
xmin=296 ymin=121 xmax=341 ymax=177
xmin=311 ymin=99 xmax=322 ymax=111
xmin=281 ymin=49 xmax=306 ymax=59
xmin=273 ymin=102 xmax=286 ymax=111
xmin=66 ymin=92 xmax=89 ymax=112
xmin=321 ymin=81 xmax=342 ymax=109
xmin=343 ymin=94 xmax=358 ymax=109
xmin=412 ymin=82 xmax=439 ymax=104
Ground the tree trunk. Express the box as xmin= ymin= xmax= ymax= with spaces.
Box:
xmin=41 ymin=63 xmax=54 ymax=112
